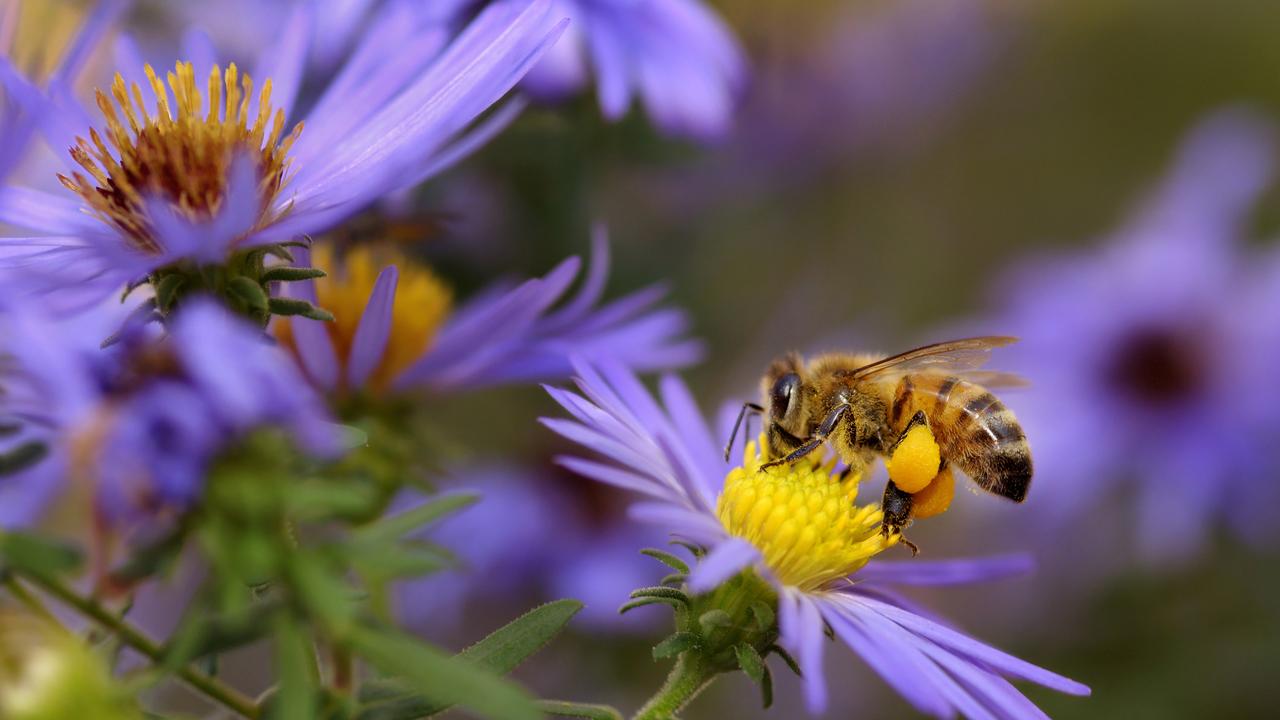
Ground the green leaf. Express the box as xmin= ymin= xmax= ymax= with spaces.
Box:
xmin=698 ymin=609 xmax=732 ymax=635
xmin=108 ymin=523 xmax=188 ymax=587
xmin=668 ymin=540 xmax=705 ymax=558
xmin=228 ymin=276 xmax=269 ymax=312
xmin=162 ymin=598 xmax=280 ymax=669
xmin=353 ymin=492 xmax=479 ymax=545
xmin=356 ymin=600 xmax=582 ymax=720
xmin=0 ymin=441 xmax=48 ymax=476
xmin=618 ymin=597 xmax=683 ymax=615
xmin=347 ymin=625 xmax=539 ymax=720
xmin=267 ymin=616 xmax=318 ymax=720
xmin=735 ymin=643 xmax=765 ymax=684
xmin=535 ymin=700 xmax=623 ymax=720
xmin=262 ymin=266 xmax=327 ymax=283
xmin=0 ymin=532 xmax=82 ymax=577
xmin=652 ymin=632 xmax=699 ymax=660
xmin=268 ymin=297 xmax=335 ymax=321
xmin=287 ymin=552 xmax=356 ymax=635
xmin=345 ymin=541 xmax=456 ymax=583
xmin=639 ymin=548 xmax=689 ymax=574
xmin=286 ymin=480 xmax=383 ymax=522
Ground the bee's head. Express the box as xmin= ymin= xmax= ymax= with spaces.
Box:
xmin=762 ymin=353 xmax=806 ymax=432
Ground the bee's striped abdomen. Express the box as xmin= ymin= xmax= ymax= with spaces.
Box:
xmin=889 ymin=374 xmax=1031 ymax=503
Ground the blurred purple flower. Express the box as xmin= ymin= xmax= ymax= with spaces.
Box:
xmin=0 ymin=297 xmax=339 ymax=529
xmin=542 ymin=362 xmax=1089 ymax=716
xmin=0 ymin=0 xmax=567 ymax=307
xmin=984 ymin=108 xmax=1280 ymax=561
xmin=280 ymin=229 xmax=702 ymax=396
xmin=394 ymin=466 xmax=666 ymax=637
xmin=447 ymin=0 xmax=746 ymax=140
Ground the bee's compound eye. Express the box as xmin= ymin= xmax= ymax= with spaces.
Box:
xmin=770 ymin=373 xmax=801 ymax=418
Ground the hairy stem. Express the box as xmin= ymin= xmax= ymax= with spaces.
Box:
xmin=632 ymin=653 xmax=718 ymax=720
xmin=14 ymin=571 xmax=261 ymax=719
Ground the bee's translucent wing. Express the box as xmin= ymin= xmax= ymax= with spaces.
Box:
xmin=838 ymin=336 xmax=1018 ymax=382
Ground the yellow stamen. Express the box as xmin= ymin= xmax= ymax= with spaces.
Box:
xmin=58 ymin=62 xmax=303 ymax=254
xmin=275 ymin=244 xmax=453 ymax=394
xmin=716 ymin=438 xmax=896 ymax=592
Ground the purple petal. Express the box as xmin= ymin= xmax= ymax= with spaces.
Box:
xmin=346 ymin=265 xmax=399 ymax=389
xmin=778 ymin=588 xmax=829 ymax=713
xmin=856 ymin=554 xmax=1034 ymax=587
xmin=687 ymin=537 xmax=759 ymax=592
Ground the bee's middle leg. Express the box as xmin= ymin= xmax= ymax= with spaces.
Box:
xmin=762 ymin=403 xmax=850 ymax=469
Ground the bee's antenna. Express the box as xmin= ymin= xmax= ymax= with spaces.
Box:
xmin=724 ymin=402 xmax=764 ymax=462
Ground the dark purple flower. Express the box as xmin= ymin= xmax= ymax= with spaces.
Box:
xmin=542 ymin=361 xmax=1089 ymax=715
xmin=983 ymin=108 xmax=1280 ymax=560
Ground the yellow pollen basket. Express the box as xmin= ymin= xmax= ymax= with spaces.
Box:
xmin=58 ymin=62 xmax=303 ymax=254
xmin=276 ymin=244 xmax=453 ymax=394
xmin=716 ymin=438 xmax=896 ymax=592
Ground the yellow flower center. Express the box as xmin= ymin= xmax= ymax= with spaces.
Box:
xmin=276 ymin=244 xmax=453 ymax=394
xmin=716 ymin=439 xmax=896 ymax=592
xmin=59 ymin=61 xmax=303 ymax=254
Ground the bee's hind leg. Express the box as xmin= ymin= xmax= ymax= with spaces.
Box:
xmin=762 ymin=404 xmax=850 ymax=469
xmin=880 ymin=480 xmax=919 ymax=556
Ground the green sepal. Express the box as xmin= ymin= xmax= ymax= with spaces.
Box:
xmin=535 ymin=700 xmax=623 ymax=720
xmin=266 ymin=615 xmax=319 ymax=720
xmin=153 ymin=273 xmax=187 ymax=313
xmin=668 ymin=540 xmax=706 ymax=558
xmin=759 ymin=664 xmax=774 ymax=708
xmin=0 ymin=441 xmax=48 ymax=476
xmin=767 ymin=644 xmax=802 ymax=677
xmin=0 ymin=531 xmax=82 ymax=578
xmin=261 ymin=266 xmax=327 ymax=283
xmin=264 ymin=245 xmax=296 ymax=263
xmin=735 ymin=643 xmax=765 ymax=683
xmin=162 ymin=597 xmax=281 ymax=671
xmin=652 ymin=632 xmax=699 ymax=660
xmin=228 ymin=276 xmax=270 ymax=313
xmin=750 ymin=601 xmax=775 ymax=630
xmin=659 ymin=573 xmax=686 ymax=587
xmin=698 ymin=609 xmax=732 ymax=635
xmin=618 ymin=597 xmax=684 ymax=615
xmin=639 ymin=548 xmax=690 ymax=574
xmin=629 ymin=586 xmax=689 ymax=607
xmin=269 ymin=296 xmax=335 ymax=321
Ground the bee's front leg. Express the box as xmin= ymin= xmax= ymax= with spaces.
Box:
xmin=762 ymin=403 xmax=850 ymax=469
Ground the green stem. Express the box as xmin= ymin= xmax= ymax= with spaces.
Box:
xmin=631 ymin=653 xmax=718 ymax=720
xmin=16 ymin=571 xmax=261 ymax=719
xmin=3 ymin=575 xmax=59 ymax=624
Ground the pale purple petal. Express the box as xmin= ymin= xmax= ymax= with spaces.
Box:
xmin=856 ymin=554 xmax=1034 ymax=587
xmin=346 ymin=265 xmax=399 ymax=389
xmin=687 ymin=537 xmax=759 ymax=593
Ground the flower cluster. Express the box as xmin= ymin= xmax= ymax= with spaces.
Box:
xmin=0 ymin=1 xmax=1126 ymax=718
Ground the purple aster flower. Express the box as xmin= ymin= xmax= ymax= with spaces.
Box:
xmin=542 ymin=362 xmax=1090 ymax=716
xmin=276 ymin=229 xmax=702 ymax=397
xmin=0 ymin=0 xmax=567 ymax=316
xmin=446 ymin=0 xmax=747 ymax=140
xmin=0 ymin=295 xmax=339 ymax=530
xmin=980 ymin=108 xmax=1280 ymax=561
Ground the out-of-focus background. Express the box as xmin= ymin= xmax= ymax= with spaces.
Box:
xmin=34 ymin=0 xmax=1280 ymax=716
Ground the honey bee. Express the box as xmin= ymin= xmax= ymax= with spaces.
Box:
xmin=727 ymin=337 xmax=1031 ymax=552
